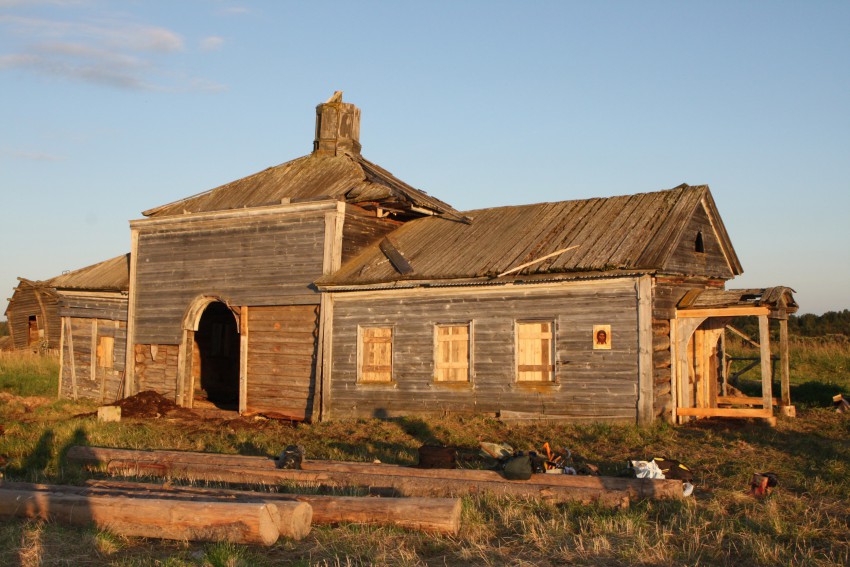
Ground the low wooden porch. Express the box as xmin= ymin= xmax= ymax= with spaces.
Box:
xmin=670 ymin=287 xmax=798 ymax=424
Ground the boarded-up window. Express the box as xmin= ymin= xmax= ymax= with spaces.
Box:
xmin=359 ymin=327 xmax=393 ymax=383
xmin=516 ymin=321 xmax=554 ymax=382
xmin=97 ymin=336 xmax=114 ymax=369
xmin=435 ymin=324 xmax=470 ymax=382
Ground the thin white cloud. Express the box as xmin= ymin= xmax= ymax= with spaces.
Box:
xmin=0 ymin=12 xmax=223 ymax=92
xmin=200 ymin=35 xmax=224 ymax=52
xmin=0 ymin=148 xmax=64 ymax=161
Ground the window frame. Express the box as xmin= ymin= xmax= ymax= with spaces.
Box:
xmin=433 ymin=321 xmax=473 ymax=384
xmin=514 ymin=319 xmax=556 ymax=383
xmin=357 ymin=325 xmax=395 ymax=385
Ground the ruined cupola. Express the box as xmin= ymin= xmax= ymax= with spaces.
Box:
xmin=313 ymin=91 xmax=361 ymax=157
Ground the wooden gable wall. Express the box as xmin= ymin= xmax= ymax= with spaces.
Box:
xmin=663 ymin=202 xmax=734 ymax=279
xmin=340 ymin=206 xmax=401 ymax=265
xmin=132 ymin=206 xmax=333 ymax=346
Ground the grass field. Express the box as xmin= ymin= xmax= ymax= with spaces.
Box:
xmin=0 ymin=345 xmax=849 ymax=566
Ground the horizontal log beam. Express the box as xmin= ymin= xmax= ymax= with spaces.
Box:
xmin=676 ymin=407 xmax=772 ymax=418
xmin=716 ymin=396 xmax=778 ymax=407
xmin=2 ymin=480 xmax=458 ymax=536
xmin=66 ymin=446 xmax=682 ymax=503
xmin=677 ymin=306 xmax=769 ymax=318
xmin=0 ymin=483 xmax=289 ymax=545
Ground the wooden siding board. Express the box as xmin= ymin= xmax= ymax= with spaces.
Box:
xmin=329 ymin=280 xmax=640 ymax=421
xmin=245 ymin=306 xmax=319 ymax=421
xmin=133 ymin=213 xmax=326 ymax=345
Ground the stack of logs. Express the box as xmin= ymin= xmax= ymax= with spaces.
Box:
xmin=0 ymin=446 xmax=684 ymax=546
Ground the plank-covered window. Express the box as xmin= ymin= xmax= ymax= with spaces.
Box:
xmin=97 ymin=335 xmax=114 ymax=369
xmin=359 ymin=326 xmax=393 ymax=383
xmin=434 ymin=323 xmax=471 ymax=383
xmin=515 ymin=320 xmax=555 ymax=382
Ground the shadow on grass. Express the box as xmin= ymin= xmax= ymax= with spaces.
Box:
xmin=735 ymin=378 xmax=848 ymax=408
xmin=790 ymin=380 xmax=849 ymax=408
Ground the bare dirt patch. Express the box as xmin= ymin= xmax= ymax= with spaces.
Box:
xmin=104 ymin=390 xmax=198 ymax=419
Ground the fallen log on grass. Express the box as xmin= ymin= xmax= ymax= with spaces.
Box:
xmin=0 ymin=483 xmax=295 ymax=545
xmin=67 ymin=449 xmax=635 ymax=507
xmin=67 ymin=445 xmax=683 ymax=501
xmin=0 ymin=480 xmax=462 ymax=535
xmin=87 ymin=480 xmax=461 ymax=535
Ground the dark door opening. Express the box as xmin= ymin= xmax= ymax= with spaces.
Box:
xmin=28 ymin=315 xmax=40 ymax=346
xmin=194 ymin=302 xmax=240 ymax=410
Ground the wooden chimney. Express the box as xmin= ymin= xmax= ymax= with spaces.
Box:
xmin=313 ymin=91 xmax=361 ymax=157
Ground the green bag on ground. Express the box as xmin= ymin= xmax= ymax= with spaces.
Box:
xmin=502 ymin=454 xmax=533 ymax=480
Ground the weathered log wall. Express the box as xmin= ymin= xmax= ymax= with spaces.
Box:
xmin=134 ymin=344 xmax=179 ymax=400
xmin=328 ymin=279 xmax=642 ymax=421
xmin=246 ymin=305 xmax=320 ymax=420
xmin=652 ymin=318 xmax=672 ymax=419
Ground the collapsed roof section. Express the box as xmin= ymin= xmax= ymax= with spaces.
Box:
xmin=677 ymin=286 xmax=798 ymax=319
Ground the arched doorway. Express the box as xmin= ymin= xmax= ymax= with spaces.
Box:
xmin=193 ymin=302 xmax=240 ymax=410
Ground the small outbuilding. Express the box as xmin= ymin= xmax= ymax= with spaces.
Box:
xmin=4 ymin=278 xmax=61 ymax=352
xmin=53 ymin=254 xmax=130 ymax=402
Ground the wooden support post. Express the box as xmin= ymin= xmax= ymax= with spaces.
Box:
xmin=176 ymin=331 xmax=189 ymax=407
xmin=720 ymin=330 xmax=728 ymax=396
xmin=758 ymin=315 xmax=773 ymax=414
xmin=636 ymin=276 xmax=654 ymax=425
xmin=673 ymin=317 xmax=705 ymax=423
xmin=240 ymin=306 xmax=249 ymax=415
xmin=779 ymin=319 xmax=791 ymax=407
xmin=65 ymin=317 xmax=77 ymax=400
xmin=669 ymin=319 xmax=678 ymax=424
xmin=57 ymin=316 xmax=66 ymax=398
xmin=124 ymin=228 xmax=140 ymax=398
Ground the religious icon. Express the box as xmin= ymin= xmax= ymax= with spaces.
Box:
xmin=593 ymin=324 xmax=611 ymax=350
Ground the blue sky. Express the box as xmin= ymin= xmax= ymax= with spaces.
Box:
xmin=1 ymin=1 xmax=848 ymax=316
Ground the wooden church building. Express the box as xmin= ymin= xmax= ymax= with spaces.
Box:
xmin=109 ymin=93 xmax=796 ymax=424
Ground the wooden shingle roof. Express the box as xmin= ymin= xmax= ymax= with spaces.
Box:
xmin=318 ymin=184 xmax=742 ymax=288
xmin=48 ymin=254 xmax=130 ymax=292
xmin=141 ymin=152 xmax=463 ymax=221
